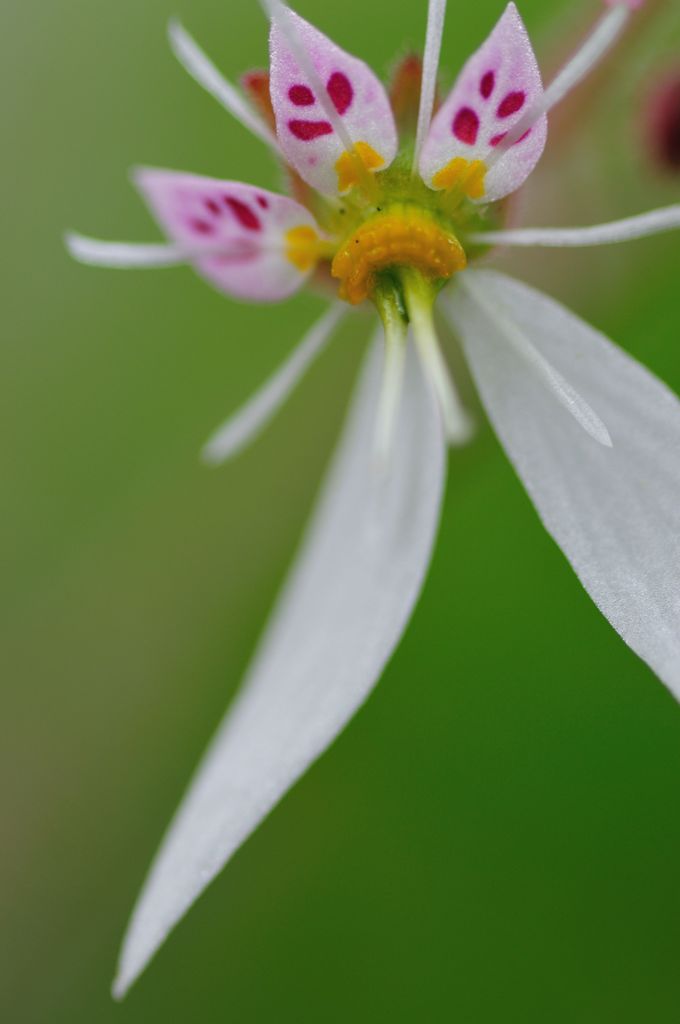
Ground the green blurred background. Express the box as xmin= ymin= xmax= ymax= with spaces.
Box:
xmin=3 ymin=1 xmax=680 ymax=1020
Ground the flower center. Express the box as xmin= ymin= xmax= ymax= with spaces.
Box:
xmin=330 ymin=204 xmax=467 ymax=305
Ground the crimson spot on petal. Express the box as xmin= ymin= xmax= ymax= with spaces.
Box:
xmin=205 ymin=198 xmax=221 ymax=215
xmin=224 ymin=197 xmax=262 ymax=231
xmin=452 ymin=107 xmax=479 ymax=145
xmin=497 ymin=91 xmax=525 ymax=118
xmin=327 ymin=71 xmax=353 ymax=115
xmin=289 ymin=119 xmax=333 ymax=141
xmin=190 ymin=218 xmax=214 ymax=235
xmin=256 ymin=194 xmax=270 ymax=209
xmin=480 ymin=71 xmax=495 ymax=100
xmin=289 ymin=84 xmax=315 ymax=106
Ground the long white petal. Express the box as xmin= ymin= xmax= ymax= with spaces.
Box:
xmin=65 ymin=233 xmax=193 ymax=268
xmin=202 ymin=303 xmax=347 ymax=465
xmin=447 ymin=269 xmax=680 ymax=695
xmin=540 ymin=4 xmax=629 ymax=114
xmin=412 ymin=0 xmax=447 ymax=174
xmin=468 ymin=205 xmax=680 ymax=248
xmin=113 ymin=337 xmax=446 ymax=998
xmin=168 ymin=20 xmax=280 ymax=154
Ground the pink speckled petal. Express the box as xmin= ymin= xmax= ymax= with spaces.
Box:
xmin=134 ymin=169 xmax=321 ymax=302
xmin=419 ymin=2 xmax=547 ymax=203
xmin=269 ymin=5 xmax=397 ymax=196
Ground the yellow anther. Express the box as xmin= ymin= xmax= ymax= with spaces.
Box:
xmin=432 ymin=157 xmax=486 ymax=200
xmin=331 ymin=205 xmax=466 ymax=305
xmin=285 ymin=225 xmax=324 ymax=272
xmin=335 ymin=141 xmax=385 ymax=194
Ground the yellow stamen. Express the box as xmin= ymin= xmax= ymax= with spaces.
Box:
xmin=432 ymin=157 xmax=486 ymax=200
xmin=331 ymin=205 xmax=466 ymax=305
xmin=285 ymin=225 xmax=325 ymax=272
xmin=335 ymin=141 xmax=385 ymax=194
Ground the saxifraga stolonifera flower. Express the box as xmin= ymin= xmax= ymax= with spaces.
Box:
xmin=66 ymin=0 xmax=680 ymax=998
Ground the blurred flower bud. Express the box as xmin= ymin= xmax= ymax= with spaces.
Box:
xmin=241 ymin=70 xmax=276 ymax=131
xmin=644 ymin=69 xmax=680 ymax=172
xmin=389 ymin=53 xmax=425 ymax=135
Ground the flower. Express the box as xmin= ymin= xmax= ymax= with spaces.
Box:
xmin=66 ymin=0 xmax=680 ymax=998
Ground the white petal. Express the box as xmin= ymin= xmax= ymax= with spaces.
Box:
xmin=202 ymin=303 xmax=347 ymax=464
xmin=412 ymin=0 xmax=448 ymax=174
xmin=467 ymin=205 xmax=680 ymax=248
xmin=113 ymin=337 xmax=446 ymax=998
xmin=447 ymin=269 xmax=680 ymax=694
xmin=65 ymin=233 xmax=194 ymax=268
xmin=168 ymin=20 xmax=280 ymax=154
xmin=540 ymin=3 xmax=629 ymax=113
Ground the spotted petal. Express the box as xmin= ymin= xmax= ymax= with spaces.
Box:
xmin=112 ymin=338 xmax=445 ymax=997
xmin=134 ymin=169 xmax=322 ymax=302
xmin=447 ymin=269 xmax=680 ymax=695
xmin=419 ymin=2 xmax=547 ymax=203
xmin=269 ymin=6 xmax=398 ymax=196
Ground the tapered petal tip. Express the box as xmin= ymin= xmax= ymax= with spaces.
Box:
xmin=200 ymin=440 xmax=222 ymax=466
xmin=64 ymin=230 xmax=78 ymax=257
xmin=593 ymin=422 xmax=613 ymax=448
xmin=111 ymin=973 xmax=128 ymax=1002
xmin=109 ymin=339 xmax=445 ymax=992
xmin=64 ymin=231 xmax=90 ymax=263
xmin=449 ymin=269 xmax=680 ymax=700
xmin=167 ymin=15 xmax=184 ymax=41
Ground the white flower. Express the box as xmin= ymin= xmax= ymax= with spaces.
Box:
xmin=66 ymin=0 xmax=680 ymax=997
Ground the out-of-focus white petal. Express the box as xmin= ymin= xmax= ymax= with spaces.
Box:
xmin=168 ymin=20 xmax=280 ymax=153
xmin=532 ymin=4 xmax=629 ymax=119
xmin=65 ymin=233 xmax=198 ymax=268
xmin=202 ymin=303 xmax=346 ymax=464
xmin=447 ymin=269 xmax=680 ymax=694
xmin=113 ymin=338 xmax=445 ymax=999
xmin=467 ymin=205 xmax=680 ymax=247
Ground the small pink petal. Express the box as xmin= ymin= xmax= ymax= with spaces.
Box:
xmin=419 ymin=2 xmax=547 ymax=203
xmin=134 ymin=170 xmax=321 ymax=302
xmin=269 ymin=6 xmax=397 ymax=195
